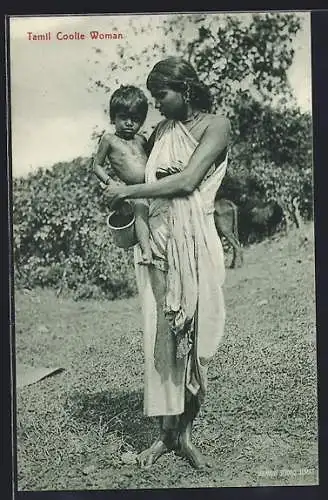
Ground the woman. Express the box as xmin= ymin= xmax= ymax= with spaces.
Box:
xmin=106 ymin=57 xmax=230 ymax=469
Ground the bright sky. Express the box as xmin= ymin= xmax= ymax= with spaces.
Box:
xmin=9 ymin=12 xmax=312 ymax=178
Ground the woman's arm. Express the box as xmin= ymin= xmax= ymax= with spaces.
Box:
xmin=106 ymin=116 xmax=230 ymax=203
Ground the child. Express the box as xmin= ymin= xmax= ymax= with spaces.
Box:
xmin=93 ymin=85 xmax=152 ymax=265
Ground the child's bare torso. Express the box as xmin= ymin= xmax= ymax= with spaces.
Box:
xmin=106 ymin=133 xmax=147 ymax=185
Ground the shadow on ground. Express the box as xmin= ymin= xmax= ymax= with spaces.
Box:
xmin=64 ymin=389 xmax=158 ymax=452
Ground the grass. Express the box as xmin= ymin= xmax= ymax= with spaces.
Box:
xmin=14 ymin=223 xmax=318 ymax=490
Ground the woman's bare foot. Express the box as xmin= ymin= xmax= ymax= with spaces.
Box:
xmin=177 ymin=434 xmax=213 ymax=470
xmin=137 ymin=438 xmax=170 ymax=468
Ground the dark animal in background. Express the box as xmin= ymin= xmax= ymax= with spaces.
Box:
xmin=214 ymin=198 xmax=243 ymax=268
xmin=240 ymin=200 xmax=284 ymax=243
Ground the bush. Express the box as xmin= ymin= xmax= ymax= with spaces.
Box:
xmin=13 ymin=158 xmax=137 ymax=299
xmin=12 ymin=105 xmax=313 ymax=296
xmin=218 ymin=103 xmax=313 ymax=242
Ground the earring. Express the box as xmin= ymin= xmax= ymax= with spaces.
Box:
xmin=183 ymin=83 xmax=191 ymax=104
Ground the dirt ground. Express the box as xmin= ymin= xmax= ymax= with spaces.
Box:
xmin=14 ymin=223 xmax=318 ymax=490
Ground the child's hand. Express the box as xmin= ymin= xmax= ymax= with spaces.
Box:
xmin=156 ymin=160 xmax=184 ymax=179
xmin=103 ymin=182 xmax=127 ymax=210
xmin=139 ymin=250 xmax=152 ymax=266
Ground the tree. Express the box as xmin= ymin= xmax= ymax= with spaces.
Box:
xmin=87 ymin=12 xmax=312 ymax=227
xmin=12 ymin=13 xmax=312 ymax=298
xmin=13 ymin=158 xmax=137 ymax=299
xmin=88 ymin=12 xmax=302 ymax=132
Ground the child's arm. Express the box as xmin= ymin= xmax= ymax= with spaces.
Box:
xmin=92 ymin=134 xmax=112 ymax=185
xmin=134 ymin=200 xmax=152 ymax=265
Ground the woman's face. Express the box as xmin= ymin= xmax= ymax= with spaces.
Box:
xmin=151 ymin=86 xmax=187 ymax=120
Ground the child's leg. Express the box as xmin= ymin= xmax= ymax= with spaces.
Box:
xmin=134 ymin=201 xmax=152 ymax=264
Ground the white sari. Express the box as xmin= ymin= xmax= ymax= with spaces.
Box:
xmin=134 ymin=119 xmax=227 ymax=416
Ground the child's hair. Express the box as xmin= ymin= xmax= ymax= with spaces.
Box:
xmin=146 ymin=57 xmax=212 ymax=113
xmin=109 ymin=85 xmax=148 ymax=124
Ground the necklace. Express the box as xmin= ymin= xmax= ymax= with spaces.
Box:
xmin=181 ymin=111 xmax=201 ymax=124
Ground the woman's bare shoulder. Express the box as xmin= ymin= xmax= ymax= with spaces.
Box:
xmin=201 ymin=114 xmax=231 ymax=142
xmin=190 ymin=113 xmax=230 ymax=142
xmin=206 ymin=113 xmax=231 ymax=129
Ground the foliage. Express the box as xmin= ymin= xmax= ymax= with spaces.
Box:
xmin=13 ymin=158 xmax=137 ymax=299
xmin=12 ymin=12 xmax=313 ymax=295
xmin=12 ymin=117 xmax=313 ymax=296
xmin=230 ymin=96 xmax=312 ymax=165
xmin=187 ymin=13 xmax=301 ymax=112
xmin=179 ymin=11 xmax=312 ymax=228
xmin=219 ymin=104 xmax=313 ymax=242
xmin=88 ymin=10 xmax=313 ymax=232
xmin=88 ymin=13 xmax=301 ymax=118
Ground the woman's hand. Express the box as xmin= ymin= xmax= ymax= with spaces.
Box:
xmin=104 ymin=182 xmax=127 ymax=210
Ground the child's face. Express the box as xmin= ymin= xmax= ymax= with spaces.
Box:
xmin=113 ymin=112 xmax=142 ymax=140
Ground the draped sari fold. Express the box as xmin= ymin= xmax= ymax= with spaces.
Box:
xmin=134 ymin=119 xmax=227 ymax=416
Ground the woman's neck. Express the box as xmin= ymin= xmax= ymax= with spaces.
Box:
xmin=180 ymin=106 xmax=202 ymax=124
xmin=180 ymin=106 xmax=201 ymax=123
